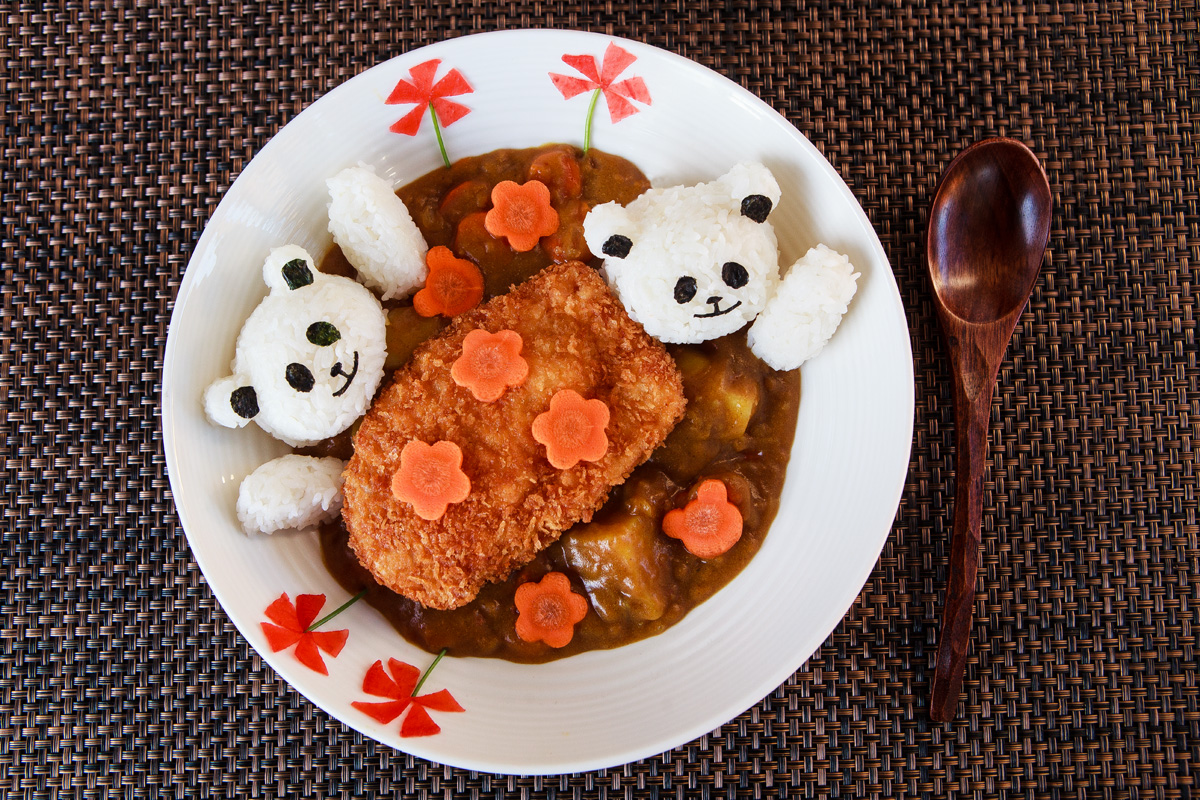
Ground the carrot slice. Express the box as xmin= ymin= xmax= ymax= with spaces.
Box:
xmin=391 ymin=440 xmax=471 ymax=520
xmin=530 ymin=389 xmax=610 ymax=469
xmin=450 ymin=329 xmax=529 ymax=402
xmin=413 ymin=246 xmax=485 ymax=317
xmin=514 ymin=572 xmax=589 ymax=648
xmin=483 ymin=180 xmax=560 ymax=252
xmin=662 ymin=479 xmax=743 ymax=559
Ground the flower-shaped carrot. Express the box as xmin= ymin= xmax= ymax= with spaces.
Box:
xmin=662 ymin=479 xmax=743 ymax=559
xmin=514 ymin=572 xmax=589 ymax=648
xmin=531 ymin=389 xmax=610 ymax=469
xmin=450 ymin=329 xmax=529 ymax=402
xmin=484 ymin=180 xmax=560 ymax=252
xmin=391 ymin=440 xmax=471 ymax=520
xmin=413 ymin=246 xmax=484 ymax=318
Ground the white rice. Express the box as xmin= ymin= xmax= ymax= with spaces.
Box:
xmin=746 ymin=244 xmax=859 ymax=370
xmin=327 ymin=165 xmax=428 ymax=301
xmin=237 ymin=455 xmax=346 ymax=535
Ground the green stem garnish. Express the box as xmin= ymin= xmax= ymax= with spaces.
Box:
xmin=307 ymin=588 xmax=367 ymax=631
xmin=430 ymin=104 xmax=451 ymax=169
xmin=412 ymin=648 xmax=449 ymax=696
xmin=583 ymin=88 xmax=601 ymax=155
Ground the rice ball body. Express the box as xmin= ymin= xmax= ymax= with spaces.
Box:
xmin=327 ymin=165 xmax=428 ymax=301
xmin=584 ymin=162 xmax=782 ymax=344
xmin=237 ymin=455 xmax=346 ymax=535
xmin=203 ymin=245 xmax=387 ymax=447
xmin=746 ymin=245 xmax=859 ymax=370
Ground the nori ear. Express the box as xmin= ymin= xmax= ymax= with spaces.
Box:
xmin=282 ymin=258 xmax=314 ymax=290
xmin=740 ymin=194 xmax=773 ymax=223
xmin=230 ymin=386 xmax=259 ymax=418
xmin=602 ymin=235 xmax=633 ymax=259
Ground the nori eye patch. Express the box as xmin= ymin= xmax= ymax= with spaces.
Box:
xmin=306 ymin=321 xmax=341 ymax=346
xmin=286 ymin=363 xmax=315 ymax=392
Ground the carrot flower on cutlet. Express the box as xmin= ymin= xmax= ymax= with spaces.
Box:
xmin=391 ymin=440 xmax=471 ymax=520
xmin=531 ymin=389 xmax=610 ymax=469
xmin=450 ymin=329 xmax=529 ymax=402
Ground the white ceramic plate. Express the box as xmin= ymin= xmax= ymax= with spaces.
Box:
xmin=162 ymin=29 xmax=913 ymax=775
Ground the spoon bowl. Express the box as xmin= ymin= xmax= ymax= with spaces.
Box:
xmin=928 ymin=139 xmax=1051 ymax=323
xmin=925 ymin=138 xmax=1051 ymax=722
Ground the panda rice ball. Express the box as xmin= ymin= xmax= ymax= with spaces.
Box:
xmin=203 ymin=244 xmax=387 ymax=448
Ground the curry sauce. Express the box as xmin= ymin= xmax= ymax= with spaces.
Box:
xmin=316 ymin=145 xmax=799 ymax=662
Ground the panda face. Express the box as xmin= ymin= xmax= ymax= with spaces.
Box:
xmin=610 ymin=213 xmax=777 ymax=343
xmin=205 ymin=245 xmax=387 ymax=448
xmin=583 ymin=163 xmax=784 ymax=345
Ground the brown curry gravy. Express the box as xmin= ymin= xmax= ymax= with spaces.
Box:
xmin=313 ymin=145 xmax=800 ymax=663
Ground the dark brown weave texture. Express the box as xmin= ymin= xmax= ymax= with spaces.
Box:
xmin=2 ymin=1 xmax=1197 ymax=797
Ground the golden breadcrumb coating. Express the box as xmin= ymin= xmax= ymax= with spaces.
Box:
xmin=342 ymin=261 xmax=686 ymax=610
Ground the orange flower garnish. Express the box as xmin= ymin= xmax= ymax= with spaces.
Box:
xmin=413 ymin=246 xmax=485 ymax=318
xmin=484 ymin=180 xmax=560 ymax=252
xmin=391 ymin=440 xmax=471 ymax=520
xmin=450 ymin=329 xmax=529 ymax=402
xmin=662 ymin=479 xmax=743 ymax=559
xmin=531 ymin=389 xmax=610 ymax=469
xmin=514 ymin=572 xmax=589 ymax=648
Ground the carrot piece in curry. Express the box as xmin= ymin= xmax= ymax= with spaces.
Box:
xmin=662 ymin=479 xmax=743 ymax=559
xmin=530 ymin=389 xmax=610 ymax=469
xmin=514 ymin=572 xmax=589 ymax=648
xmin=390 ymin=439 xmax=471 ymax=520
xmin=413 ymin=246 xmax=485 ymax=318
xmin=450 ymin=328 xmax=529 ymax=402
xmin=483 ymin=180 xmax=560 ymax=252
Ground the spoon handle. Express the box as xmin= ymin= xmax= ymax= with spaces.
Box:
xmin=929 ymin=343 xmax=998 ymax=722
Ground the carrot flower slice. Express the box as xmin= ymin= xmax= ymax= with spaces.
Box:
xmin=391 ymin=440 xmax=471 ymax=520
xmin=483 ymin=180 xmax=560 ymax=252
xmin=413 ymin=246 xmax=485 ymax=317
xmin=662 ymin=479 xmax=743 ymax=559
xmin=450 ymin=329 xmax=529 ymax=402
xmin=514 ymin=572 xmax=589 ymax=648
xmin=531 ymin=389 xmax=610 ymax=469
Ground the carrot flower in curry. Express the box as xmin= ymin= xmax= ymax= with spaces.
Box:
xmin=662 ymin=479 xmax=743 ymax=559
xmin=414 ymin=246 xmax=484 ymax=318
xmin=352 ymin=652 xmax=463 ymax=737
xmin=260 ymin=593 xmax=352 ymax=675
xmin=531 ymin=389 xmax=610 ymax=469
xmin=451 ymin=329 xmax=529 ymax=402
xmin=386 ymin=59 xmax=474 ymax=168
xmin=549 ymin=42 xmax=651 ymax=153
xmin=484 ymin=180 xmax=560 ymax=252
xmin=514 ymin=572 xmax=589 ymax=648
xmin=391 ymin=440 xmax=471 ymax=520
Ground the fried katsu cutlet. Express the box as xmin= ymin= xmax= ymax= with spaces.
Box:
xmin=342 ymin=260 xmax=686 ymax=610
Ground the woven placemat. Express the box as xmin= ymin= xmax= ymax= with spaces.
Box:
xmin=2 ymin=1 xmax=1197 ymax=797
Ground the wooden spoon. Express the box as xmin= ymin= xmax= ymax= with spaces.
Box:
xmin=925 ymin=138 xmax=1052 ymax=722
